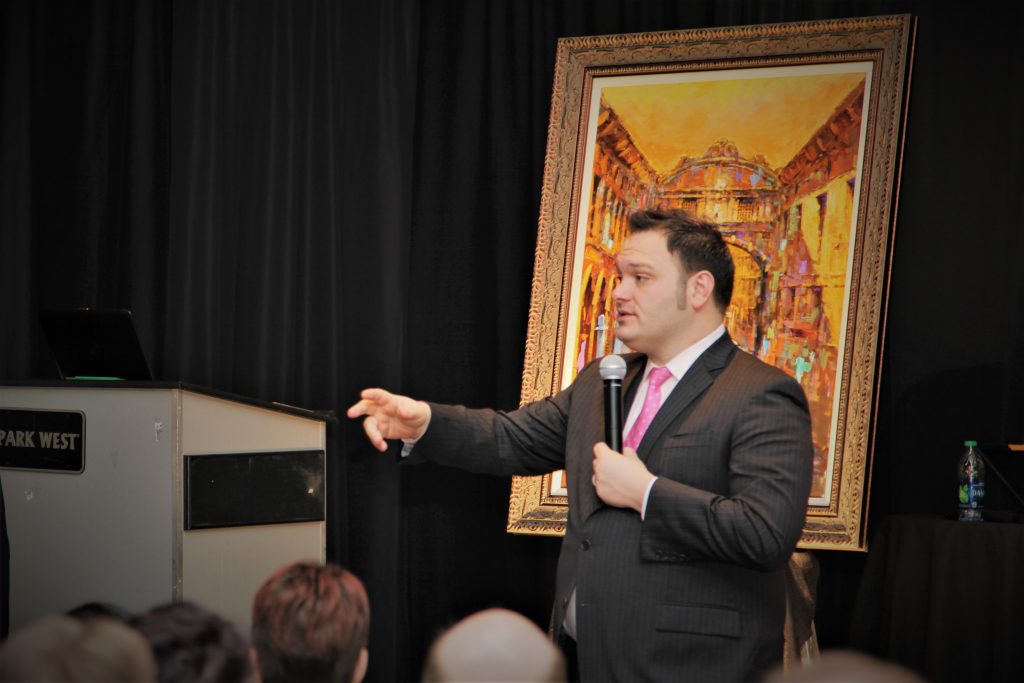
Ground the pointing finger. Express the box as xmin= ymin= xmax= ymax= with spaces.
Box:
xmin=346 ymin=399 xmax=372 ymax=418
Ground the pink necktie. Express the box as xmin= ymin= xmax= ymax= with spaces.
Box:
xmin=624 ymin=366 xmax=672 ymax=450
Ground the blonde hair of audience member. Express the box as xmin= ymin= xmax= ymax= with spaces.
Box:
xmin=0 ymin=615 xmax=156 ymax=682
xmin=422 ymin=608 xmax=566 ymax=683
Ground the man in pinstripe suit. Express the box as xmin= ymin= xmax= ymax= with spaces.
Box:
xmin=349 ymin=209 xmax=813 ymax=682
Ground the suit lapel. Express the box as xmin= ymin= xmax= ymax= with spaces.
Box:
xmin=636 ymin=333 xmax=736 ymax=458
xmin=622 ymin=354 xmax=645 ymax=414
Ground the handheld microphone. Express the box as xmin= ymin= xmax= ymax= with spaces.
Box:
xmin=599 ymin=354 xmax=627 ymax=452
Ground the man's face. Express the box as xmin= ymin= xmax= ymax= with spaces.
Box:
xmin=612 ymin=229 xmax=691 ymax=361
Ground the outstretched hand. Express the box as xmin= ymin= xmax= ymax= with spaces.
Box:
xmin=591 ymin=442 xmax=656 ymax=513
xmin=346 ymin=388 xmax=431 ymax=452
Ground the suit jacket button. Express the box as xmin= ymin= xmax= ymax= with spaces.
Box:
xmin=580 ymin=538 xmax=591 ymax=551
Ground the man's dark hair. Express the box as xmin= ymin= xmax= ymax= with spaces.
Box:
xmin=627 ymin=208 xmax=735 ymax=311
xmin=131 ymin=601 xmax=251 ymax=683
xmin=251 ymin=561 xmax=370 ymax=683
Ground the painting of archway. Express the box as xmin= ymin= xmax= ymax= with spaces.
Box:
xmin=508 ymin=16 xmax=914 ymax=551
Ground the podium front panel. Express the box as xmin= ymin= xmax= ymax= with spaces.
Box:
xmin=0 ymin=383 xmax=328 ymax=636
xmin=0 ymin=386 xmax=177 ymax=631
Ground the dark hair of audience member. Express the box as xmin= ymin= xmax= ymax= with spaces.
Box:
xmin=251 ymin=561 xmax=370 ymax=683
xmin=0 ymin=615 xmax=156 ymax=682
xmin=66 ymin=601 xmax=135 ymax=623
xmin=131 ymin=600 xmax=252 ymax=683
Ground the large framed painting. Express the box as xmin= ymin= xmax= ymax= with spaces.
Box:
xmin=506 ymin=15 xmax=915 ymax=551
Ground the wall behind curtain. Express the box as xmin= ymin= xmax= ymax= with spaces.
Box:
xmin=4 ymin=1 xmax=1024 ymax=681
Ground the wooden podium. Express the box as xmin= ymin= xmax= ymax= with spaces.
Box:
xmin=0 ymin=381 xmax=332 ymax=635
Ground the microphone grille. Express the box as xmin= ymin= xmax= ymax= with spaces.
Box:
xmin=599 ymin=354 xmax=627 ymax=380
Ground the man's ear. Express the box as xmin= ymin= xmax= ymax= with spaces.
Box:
xmin=690 ymin=270 xmax=715 ymax=310
xmin=352 ymin=647 xmax=369 ymax=683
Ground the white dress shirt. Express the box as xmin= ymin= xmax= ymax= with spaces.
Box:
xmin=630 ymin=323 xmax=727 ymax=518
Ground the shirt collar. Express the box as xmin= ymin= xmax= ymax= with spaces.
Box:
xmin=643 ymin=323 xmax=727 ymax=382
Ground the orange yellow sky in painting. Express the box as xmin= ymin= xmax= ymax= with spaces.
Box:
xmin=601 ymin=72 xmax=866 ymax=172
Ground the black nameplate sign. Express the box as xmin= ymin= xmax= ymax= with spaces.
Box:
xmin=0 ymin=408 xmax=86 ymax=472
xmin=184 ymin=450 xmax=325 ymax=530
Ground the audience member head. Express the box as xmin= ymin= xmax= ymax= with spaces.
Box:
xmin=251 ymin=560 xmax=370 ymax=683
xmin=66 ymin=601 xmax=135 ymax=623
xmin=132 ymin=600 xmax=253 ymax=683
xmin=0 ymin=614 xmax=156 ymax=682
xmin=422 ymin=608 xmax=566 ymax=683
xmin=762 ymin=649 xmax=928 ymax=683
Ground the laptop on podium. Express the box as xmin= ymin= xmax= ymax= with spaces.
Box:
xmin=38 ymin=308 xmax=153 ymax=381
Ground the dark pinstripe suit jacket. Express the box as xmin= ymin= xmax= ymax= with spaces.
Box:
xmin=408 ymin=333 xmax=813 ymax=682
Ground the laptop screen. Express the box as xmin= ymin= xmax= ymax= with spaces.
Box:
xmin=38 ymin=308 xmax=153 ymax=381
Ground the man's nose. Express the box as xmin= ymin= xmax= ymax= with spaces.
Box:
xmin=612 ymin=280 xmax=627 ymax=300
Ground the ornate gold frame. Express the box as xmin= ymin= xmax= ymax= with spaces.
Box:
xmin=506 ymin=15 xmax=915 ymax=550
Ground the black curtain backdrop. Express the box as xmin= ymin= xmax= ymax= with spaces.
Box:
xmin=165 ymin=2 xmax=419 ymax=680
xmin=3 ymin=1 xmax=1024 ymax=681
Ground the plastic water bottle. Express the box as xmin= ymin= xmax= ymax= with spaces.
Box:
xmin=957 ymin=440 xmax=985 ymax=521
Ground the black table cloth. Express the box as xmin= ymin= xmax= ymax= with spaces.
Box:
xmin=849 ymin=514 xmax=1024 ymax=683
